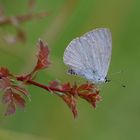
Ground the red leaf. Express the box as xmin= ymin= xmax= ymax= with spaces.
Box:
xmin=3 ymin=89 xmax=16 ymax=116
xmin=33 ymin=39 xmax=50 ymax=73
xmin=49 ymin=80 xmax=60 ymax=88
xmin=70 ymin=83 xmax=78 ymax=97
xmin=2 ymin=89 xmax=13 ymax=104
xmin=5 ymin=102 xmax=16 ymax=116
xmin=61 ymin=94 xmax=78 ymax=118
xmin=79 ymin=92 xmax=101 ymax=108
xmin=61 ymin=82 xmax=71 ymax=91
xmin=2 ymin=88 xmax=26 ymax=115
xmin=17 ymin=40 xmax=51 ymax=81
xmin=77 ymin=83 xmax=95 ymax=92
xmin=0 ymin=67 xmax=10 ymax=77
xmin=62 ymin=83 xmax=78 ymax=96
xmin=12 ymin=85 xmax=28 ymax=97
xmin=13 ymin=93 xmax=25 ymax=108
xmin=0 ymin=77 xmax=11 ymax=90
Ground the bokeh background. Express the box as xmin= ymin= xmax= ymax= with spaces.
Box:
xmin=0 ymin=0 xmax=139 ymax=140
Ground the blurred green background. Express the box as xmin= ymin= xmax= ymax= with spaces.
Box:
xmin=0 ymin=0 xmax=140 ymax=140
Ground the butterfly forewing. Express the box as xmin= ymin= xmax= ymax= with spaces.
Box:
xmin=83 ymin=28 xmax=112 ymax=77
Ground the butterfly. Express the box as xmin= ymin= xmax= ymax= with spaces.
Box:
xmin=63 ymin=28 xmax=112 ymax=84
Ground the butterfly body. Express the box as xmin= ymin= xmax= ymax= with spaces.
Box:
xmin=63 ymin=28 xmax=112 ymax=84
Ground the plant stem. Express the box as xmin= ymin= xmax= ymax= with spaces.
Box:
xmin=16 ymin=76 xmax=66 ymax=93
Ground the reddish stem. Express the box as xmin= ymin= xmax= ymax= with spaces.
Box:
xmin=16 ymin=76 xmax=66 ymax=93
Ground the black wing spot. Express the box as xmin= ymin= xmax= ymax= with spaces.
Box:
xmin=68 ymin=69 xmax=77 ymax=75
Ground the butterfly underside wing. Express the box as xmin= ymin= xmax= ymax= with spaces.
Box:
xmin=63 ymin=28 xmax=112 ymax=84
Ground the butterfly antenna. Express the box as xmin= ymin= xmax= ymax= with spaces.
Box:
xmin=109 ymin=70 xmax=124 ymax=76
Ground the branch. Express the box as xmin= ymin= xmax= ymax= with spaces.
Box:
xmin=0 ymin=12 xmax=48 ymax=26
xmin=0 ymin=39 xmax=101 ymax=118
xmin=16 ymin=76 xmax=67 ymax=93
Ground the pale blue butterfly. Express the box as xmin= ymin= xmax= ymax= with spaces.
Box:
xmin=63 ymin=28 xmax=112 ymax=84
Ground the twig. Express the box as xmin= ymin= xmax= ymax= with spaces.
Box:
xmin=0 ymin=12 xmax=48 ymax=26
